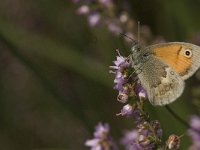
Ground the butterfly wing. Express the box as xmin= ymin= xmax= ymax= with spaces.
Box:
xmin=136 ymin=54 xmax=185 ymax=106
xmin=148 ymin=42 xmax=200 ymax=80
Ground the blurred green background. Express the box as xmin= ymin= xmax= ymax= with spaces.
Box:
xmin=0 ymin=0 xmax=200 ymax=149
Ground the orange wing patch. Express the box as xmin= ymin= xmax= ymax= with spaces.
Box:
xmin=153 ymin=44 xmax=192 ymax=76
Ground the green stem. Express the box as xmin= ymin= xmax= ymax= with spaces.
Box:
xmin=165 ymin=105 xmax=200 ymax=135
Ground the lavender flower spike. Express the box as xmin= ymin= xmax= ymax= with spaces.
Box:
xmin=109 ymin=50 xmax=130 ymax=92
xmin=85 ymin=122 xmax=118 ymax=150
xmin=116 ymin=104 xmax=133 ymax=116
xmin=121 ymin=129 xmax=142 ymax=150
xmin=135 ymin=85 xmax=147 ymax=100
xmin=188 ymin=115 xmax=200 ymax=150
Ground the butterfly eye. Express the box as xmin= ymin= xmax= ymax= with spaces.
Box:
xmin=136 ymin=48 xmax=140 ymax=52
xmin=131 ymin=45 xmax=141 ymax=52
xmin=136 ymin=45 xmax=141 ymax=52
xmin=184 ymin=49 xmax=192 ymax=58
xmin=143 ymin=53 xmax=149 ymax=57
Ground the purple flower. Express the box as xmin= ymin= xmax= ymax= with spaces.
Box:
xmin=85 ymin=139 xmax=102 ymax=150
xmin=110 ymin=49 xmax=148 ymax=104
xmin=134 ymin=85 xmax=147 ymax=100
xmin=109 ymin=50 xmax=130 ymax=92
xmin=77 ymin=5 xmax=90 ymax=15
xmin=85 ymin=122 xmax=118 ymax=150
xmin=120 ymin=119 xmax=163 ymax=149
xmin=137 ymin=120 xmax=162 ymax=149
xmin=132 ymin=109 xmax=144 ymax=124
xmin=117 ymin=104 xmax=144 ymax=124
xmin=88 ymin=13 xmax=101 ymax=26
xmin=113 ymin=54 xmax=130 ymax=69
xmin=114 ymin=78 xmax=126 ymax=92
xmin=188 ymin=115 xmax=200 ymax=149
xmin=150 ymin=120 xmax=163 ymax=139
xmin=121 ymin=129 xmax=142 ymax=150
xmin=108 ymin=23 xmax=122 ymax=35
xmin=98 ymin=0 xmax=113 ymax=7
xmin=117 ymin=104 xmax=133 ymax=116
xmin=94 ymin=122 xmax=110 ymax=138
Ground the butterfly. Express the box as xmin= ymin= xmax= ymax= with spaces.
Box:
xmin=130 ymin=42 xmax=200 ymax=105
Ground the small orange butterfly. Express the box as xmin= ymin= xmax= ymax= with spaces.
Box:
xmin=131 ymin=41 xmax=200 ymax=105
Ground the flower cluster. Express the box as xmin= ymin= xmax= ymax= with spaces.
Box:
xmin=72 ymin=0 xmax=131 ymax=37
xmin=119 ymin=105 xmax=182 ymax=149
xmin=109 ymin=51 xmax=162 ymax=149
xmin=120 ymin=129 xmax=142 ymax=150
xmin=71 ymin=0 xmax=163 ymax=44
xmin=118 ymin=105 xmax=163 ymax=149
xmin=137 ymin=120 xmax=162 ymax=149
xmin=110 ymin=51 xmax=182 ymax=149
xmin=109 ymin=50 xmax=147 ymax=104
xmin=85 ymin=122 xmax=117 ymax=150
xmin=188 ymin=115 xmax=200 ymax=150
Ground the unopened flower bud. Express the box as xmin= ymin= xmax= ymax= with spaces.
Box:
xmin=151 ymin=120 xmax=163 ymax=138
xmin=117 ymin=104 xmax=133 ymax=116
xmin=117 ymin=92 xmax=128 ymax=103
xmin=166 ymin=134 xmax=181 ymax=150
xmin=120 ymin=12 xmax=129 ymax=23
xmin=138 ymin=134 xmax=150 ymax=147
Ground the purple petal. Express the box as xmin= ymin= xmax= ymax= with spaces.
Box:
xmin=94 ymin=123 xmax=109 ymax=138
xmin=77 ymin=5 xmax=90 ymax=15
xmin=108 ymin=23 xmax=122 ymax=35
xmin=85 ymin=139 xmax=100 ymax=147
xmin=121 ymin=129 xmax=142 ymax=150
xmin=98 ymin=0 xmax=113 ymax=7
xmin=118 ymin=104 xmax=133 ymax=116
xmin=88 ymin=13 xmax=101 ymax=26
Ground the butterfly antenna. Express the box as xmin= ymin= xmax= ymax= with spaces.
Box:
xmin=120 ymin=33 xmax=135 ymax=42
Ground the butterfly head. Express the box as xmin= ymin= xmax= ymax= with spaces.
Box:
xmin=130 ymin=42 xmax=154 ymax=78
xmin=131 ymin=42 xmax=141 ymax=52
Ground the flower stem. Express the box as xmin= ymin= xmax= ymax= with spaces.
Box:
xmin=165 ymin=105 xmax=190 ymax=128
xmin=165 ymin=105 xmax=200 ymax=135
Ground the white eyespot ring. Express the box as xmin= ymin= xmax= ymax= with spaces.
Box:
xmin=183 ymin=49 xmax=192 ymax=58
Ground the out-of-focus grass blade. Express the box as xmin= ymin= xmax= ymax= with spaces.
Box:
xmin=0 ymin=18 xmax=112 ymax=88
xmin=0 ymin=18 xmax=113 ymax=132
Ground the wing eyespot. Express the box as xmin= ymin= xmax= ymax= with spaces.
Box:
xmin=183 ymin=49 xmax=192 ymax=58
